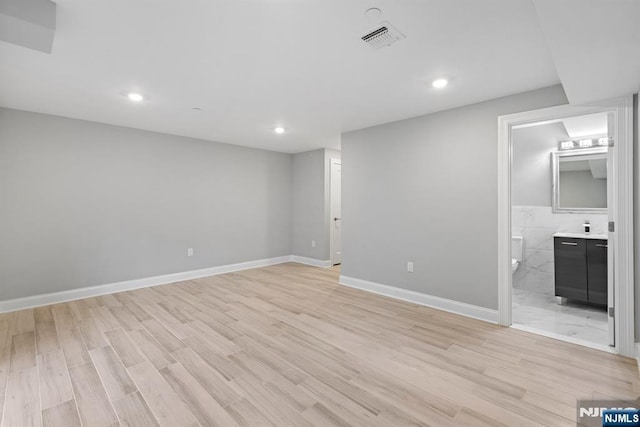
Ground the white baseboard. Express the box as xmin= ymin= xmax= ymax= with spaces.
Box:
xmin=0 ymin=255 xmax=292 ymax=313
xmin=636 ymin=343 xmax=640 ymax=372
xmin=290 ymin=256 xmax=332 ymax=268
xmin=339 ymin=275 xmax=498 ymax=324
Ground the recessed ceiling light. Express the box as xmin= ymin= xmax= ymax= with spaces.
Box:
xmin=432 ymin=79 xmax=448 ymax=89
xmin=192 ymin=107 xmax=202 ymax=111
xmin=274 ymin=127 xmax=285 ymax=134
xmin=365 ymin=8 xmax=381 ymax=19
xmin=127 ymin=92 xmax=144 ymax=102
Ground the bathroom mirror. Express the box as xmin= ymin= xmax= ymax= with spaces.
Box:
xmin=551 ymin=147 xmax=608 ymax=213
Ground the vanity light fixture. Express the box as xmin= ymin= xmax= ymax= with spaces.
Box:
xmin=560 ymin=141 xmax=575 ymax=150
xmin=578 ymin=139 xmax=593 ymax=148
xmin=598 ymin=137 xmax=609 ymax=146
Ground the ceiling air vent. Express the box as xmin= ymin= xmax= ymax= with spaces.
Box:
xmin=361 ymin=21 xmax=405 ymax=50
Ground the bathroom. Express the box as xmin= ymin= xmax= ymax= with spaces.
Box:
xmin=511 ymin=112 xmax=610 ymax=349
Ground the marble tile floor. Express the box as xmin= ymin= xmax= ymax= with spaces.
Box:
xmin=512 ymin=287 xmax=609 ymax=347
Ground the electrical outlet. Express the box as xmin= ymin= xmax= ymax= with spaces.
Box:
xmin=187 ymin=248 xmax=194 ymax=257
xmin=407 ymin=261 xmax=413 ymax=273
xmin=311 ymin=240 xmax=316 ymax=248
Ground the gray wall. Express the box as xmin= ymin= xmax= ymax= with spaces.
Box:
xmin=512 ymin=122 xmax=568 ymax=206
xmin=291 ymin=148 xmax=340 ymax=261
xmin=291 ymin=149 xmax=326 ymax=260
xmin=0 ymin=108 xmax=292 ymax=300
xmin=341 ymin=85 xmax=568 ymax=310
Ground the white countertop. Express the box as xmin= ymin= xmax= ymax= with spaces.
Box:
xmin=553 ymin=232 xmax=608 ymax=240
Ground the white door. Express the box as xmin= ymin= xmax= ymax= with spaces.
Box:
xmin=606 ymin=114 xmax=615 ymax=347
xmin=330 ymin=160 xmax=342 ymax=265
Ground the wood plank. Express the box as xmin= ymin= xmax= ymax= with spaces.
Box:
xmin=112 ymin=391 xmax=160 ymax=427
xmin=42 ymin=400 xmax=82 ymax=427
xmin=51 ymin=305 xmax=76 ymax=331
xmin=187 ymin=319 xmax=239 ymax=356
xmin=181 ymin=335 xmax=241 ymax=380
xmin=34 ymin=307 xmax=60 ymax=355
xmin=128 ymin=328 xmax=175 ymax=370
xmin=159 ymin=362 xmax=239 ymax=426
xmin=68 ymin=362 xmax=120 ymax=427
xmin=77 ymin=317 xmax=108 ymax=350
xmin=9 ymin=310 xmax=35 ymax=336
xmin=91 ymin=306 xmax=121 ymax=332
xmin=89 ymin=345 xmax=137 ymax=401
xmin=123 ymin=302 xmax=153 ymax=322
xmin=127 ymin=361 xmax=199 ymax=427
xmin=0 ymin=319 xmax=10 ymax=352
xmin=232 ymin=335 xmax=308 ymax=385
xmin=0 ymin=319 xmax=11 ymax=424
xmin=104 ymin=328 xmax=146 ymax=368
xmin=147 ymin=305 xmax=195 ymax=340
xmin=229 ymin=351 xmax=315 ymax=411
xmin=301 ymin=402 xmax=354 ymax=427
xmin=141 ymin=318 xmax=184 ymax=353
xmin=2 ymin=367 xmax=41 ymax=427
xmin=231 ymin=371 xmax=313 ymax=426
xmin=52 ymin=305 xmax=91 ymax=367
xmin=109 ymin=306 xmax=142 ymax=331
xmin=170 ymin=347 xmax=242 ymax=407
xmin=38 ymin=350 xmax=73 ymax=410
xmin=96 ymin=294 xmax=122 ymax=309
xmin=224 ymin=397 xmax=275 ymax=427
xmin=9 ymin=331 xmax=36 ymax=373
xmin=57 ymin=327 xmax=91 ymax=368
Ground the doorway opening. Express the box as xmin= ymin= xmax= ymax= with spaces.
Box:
xmin=497 ymin=97 xmax=634 ymax=357
xmin=510 ymin=113 xmax=611 ymax=349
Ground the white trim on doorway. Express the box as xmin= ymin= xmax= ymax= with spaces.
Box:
xmin=497 ymin=96 xmax=634 ymax=358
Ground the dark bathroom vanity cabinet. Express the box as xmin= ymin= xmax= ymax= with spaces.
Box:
xmin=553 ymin=234 xmax=607 ymax=305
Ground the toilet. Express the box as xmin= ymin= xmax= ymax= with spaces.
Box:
xmin=512 ymin=235 xmax=523 ymax=273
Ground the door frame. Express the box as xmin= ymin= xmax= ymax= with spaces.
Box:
xmin=329 ymin=158 xmax=342 ymax=265
xmin=497 ymin=96 xmax=634 ymax=357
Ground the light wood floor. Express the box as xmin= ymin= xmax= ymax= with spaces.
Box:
xmin=0 ymin=263 xmax=638 ymax=426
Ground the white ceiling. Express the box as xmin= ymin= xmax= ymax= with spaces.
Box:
xmin=0 ymin=1 xmax=637 ymax=153
xmin=561 ymin=112 xmax=608 ymax=138
xmin=533 ymin=0 xmax=640 ymax=105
